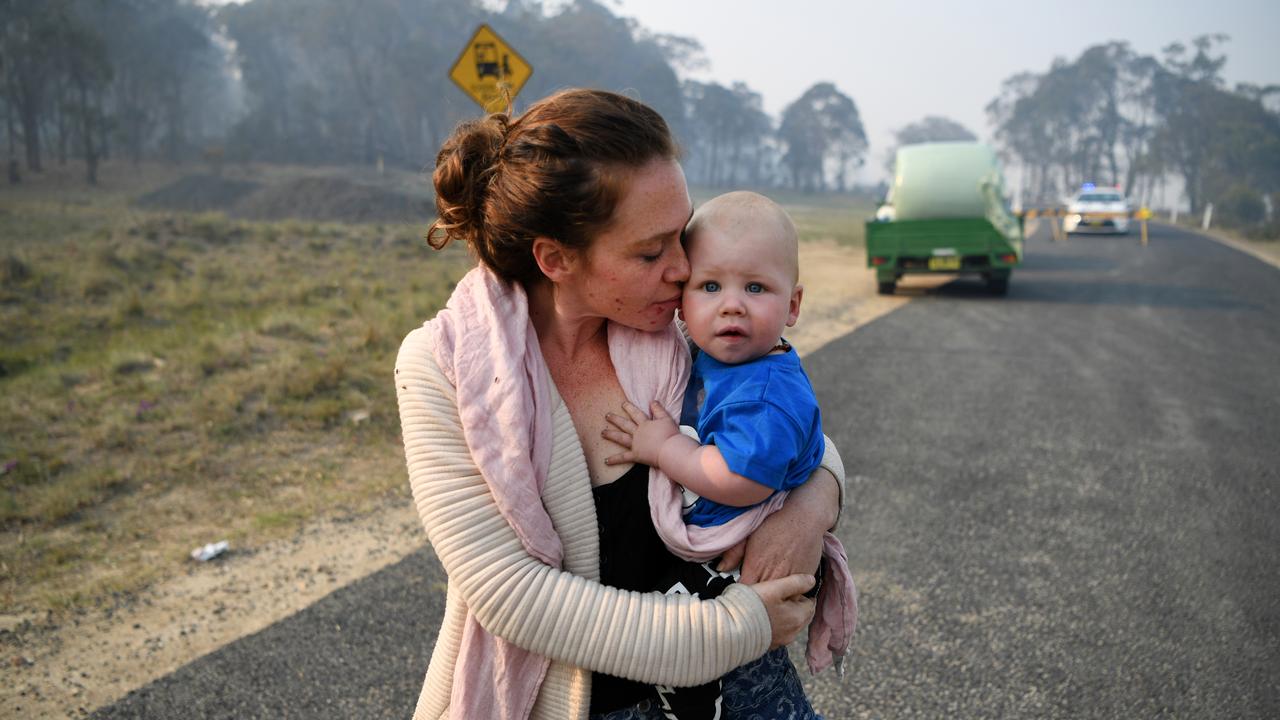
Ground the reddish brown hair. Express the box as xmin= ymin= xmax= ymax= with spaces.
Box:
xmin=427 ymin=89 xmax=678 ymax=286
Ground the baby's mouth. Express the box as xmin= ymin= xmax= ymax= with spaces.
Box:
xmin=717 ymin=327 xmax=746 ymax=339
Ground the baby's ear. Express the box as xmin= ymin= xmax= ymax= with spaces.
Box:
xmin=786 ymin=284 xmax=803 ymax=327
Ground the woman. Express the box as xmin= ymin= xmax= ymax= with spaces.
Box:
xmin=395 ymin=88 xmax=844 ymax=720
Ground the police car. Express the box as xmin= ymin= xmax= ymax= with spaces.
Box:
xmin=1063 ymin=184 xmax=1130 ymax=234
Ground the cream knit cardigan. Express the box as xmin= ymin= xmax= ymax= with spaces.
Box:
xmin=396 ymin=325 xmax=844 ymax=720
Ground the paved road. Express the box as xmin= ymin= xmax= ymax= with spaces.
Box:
xmin=94 ymin=223 xmax=1280 ymax=719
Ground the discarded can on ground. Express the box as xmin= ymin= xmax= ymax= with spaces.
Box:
xmin=191 ymin=540 xmax=230 ymax=562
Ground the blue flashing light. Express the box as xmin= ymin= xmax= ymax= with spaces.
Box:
xmin=1081 ymin=182 xmax=1096 ymax=191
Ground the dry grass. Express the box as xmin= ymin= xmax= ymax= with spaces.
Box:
xmin=1 ymin=168 xmax=470 ymax=614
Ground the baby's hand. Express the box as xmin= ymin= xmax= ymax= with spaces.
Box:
xmin=602 ymin=401 xmax=679 ymax=467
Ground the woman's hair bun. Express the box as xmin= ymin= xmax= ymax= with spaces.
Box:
xmin=428 ymin=113 xmax=510 ymax=249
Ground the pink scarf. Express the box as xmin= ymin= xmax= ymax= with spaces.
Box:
xmin=426 ymin=267 xmax=856 ymax=720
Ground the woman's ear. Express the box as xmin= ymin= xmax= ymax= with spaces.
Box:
xmin=531 ymin=236 xmax=579 ymax=283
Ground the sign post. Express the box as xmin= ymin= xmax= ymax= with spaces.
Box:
xmin=1137 ymin=207 xmax=1152 ymax=246
xmin=449 ymin=24 xmax=533 ymax=113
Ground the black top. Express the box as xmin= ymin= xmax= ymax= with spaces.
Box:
xmin=588 ymin=462 xmax=679 ymax=714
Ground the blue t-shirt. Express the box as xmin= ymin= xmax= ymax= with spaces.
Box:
xmin=683 ymin=346 xmax=824 ymax=527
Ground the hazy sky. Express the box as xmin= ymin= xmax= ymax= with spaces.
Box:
xmin=610 ymin=0 xmax=1279 ymax=180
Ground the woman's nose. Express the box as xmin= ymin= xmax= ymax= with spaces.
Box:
xmin=663 ymin=243 xmax=690 ymax=284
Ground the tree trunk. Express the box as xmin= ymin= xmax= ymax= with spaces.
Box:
xmin=55 ymin=75 xmax=69 ymax=165
xmin=98 ymin=105 xmax=109 ymax=161
xmin=1123 ymin=152 xmax=1140 ymax=197
xmin=76 ymin=77 xmax=97 ymax=185
xmin=19 ymin=102 xmax=41 ymax=172
xmin=5 ymin=95 xmax=19 ymax=183
xmin=164 ymin=79 xmax=184 ymax=163
xmin=1182 ymin=160 xmax=1200 ymax=214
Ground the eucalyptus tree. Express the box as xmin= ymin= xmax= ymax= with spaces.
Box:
xmin=1150 ymin=37 xmax=1280 ymax=217
xmin=51 ymin=2 xmax=111 ymax=182
xmin=988 ymin=42 xmax=1162 ymax=200
xmin=0 ymin=0 xmax=62 ymax=171
xmin=987 ymin=71 xmax=1055 ymax=198
xmin=1148 ymin=35 xmax=1252 ymax=214
xmin=779 ymin=82 xmax=866 ymax=192
xmin=682 ymin=80 xmax=772 ymax=187
xmin=512 ymin=0 xmax=687 ymax=142
xmin=221 ymin=0 xmax=690 ymax=169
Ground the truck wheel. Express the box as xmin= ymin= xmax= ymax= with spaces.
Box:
xmin=987 ymin=276 xmax=1009 ymax=295
xmin=877 ymin=280 xmax=896 ymax=295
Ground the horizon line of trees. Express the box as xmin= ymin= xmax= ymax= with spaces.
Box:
xmin=3 ymin=1 xmax=1277 ymax=230
xmin=987 ymin=35 xmax=1280 ymax=230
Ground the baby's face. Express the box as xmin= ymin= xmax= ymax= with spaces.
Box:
xmin=680 ymin=221 xmax=801 ymax=365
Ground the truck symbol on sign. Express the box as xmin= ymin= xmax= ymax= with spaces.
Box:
xmin=474 ymin=42 xmax=511 ymax=80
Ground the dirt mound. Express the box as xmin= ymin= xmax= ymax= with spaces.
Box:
xmin=231 ymin=176 xmax=429 ymax=224
xmin=135 ymin=174 xmax=260 ymax=213
xmin=133 ymin=173 xmax=431 ymax=224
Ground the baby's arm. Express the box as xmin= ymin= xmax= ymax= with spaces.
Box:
xmin=604 ymin=400 xmax=774 ymax=507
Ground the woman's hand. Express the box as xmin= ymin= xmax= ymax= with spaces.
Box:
xmin=602 ymin=400 xmax=679 ymax=466
xmin=747 ymin=573 xmax=817 ymax=649
xmin=717 ymin=467 xmax=840 ymax=584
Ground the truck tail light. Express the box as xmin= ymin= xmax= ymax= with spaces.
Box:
xmin=871 ymin=256 xmax=888 ymax=266
xmin=999 ymin=253 xmax=1016 ymax=264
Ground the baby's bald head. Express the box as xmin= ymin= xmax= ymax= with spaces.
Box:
xmin=686 ymin=191 xmax=799 ymax=283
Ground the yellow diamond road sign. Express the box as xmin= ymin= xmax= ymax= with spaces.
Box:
xmin=449 ymin=24 xmax=533 ymax=112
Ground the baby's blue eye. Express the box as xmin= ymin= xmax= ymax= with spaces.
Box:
xmin=746 ymin=282 xmax=764 ymax=294
xmin=703 ymin=281 xmax=720 ymax=293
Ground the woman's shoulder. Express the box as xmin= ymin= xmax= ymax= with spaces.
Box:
xmin=396 ymin=323 xmax=453 ymax=386
xmin=397 ymin=324 xmax=434 ymax=364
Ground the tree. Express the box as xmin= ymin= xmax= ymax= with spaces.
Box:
xmin=54 ymin=2 xmax=112 ymax=183
xmin=515 ymin=0 xmax=687 ymax=141
xmin=219 ymin=0 xmax=692 ymax=170
xmin=0 ymin=1 xmax=63 ymax=172
xmin=987 ymin=43 xmax=1162 ymax=201
xmin=779 ymin=82 xmax=866 ymax=192
xmin=682 ymin=80 xmax=772 ymax=187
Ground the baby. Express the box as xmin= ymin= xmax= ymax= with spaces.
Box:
xmin=605 ymin=190 xmax=827 ymax=720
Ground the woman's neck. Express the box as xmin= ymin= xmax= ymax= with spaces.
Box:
xmin=526 ymin=279 xmax=608 ymax=362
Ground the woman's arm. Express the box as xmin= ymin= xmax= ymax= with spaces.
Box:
xmin=719 ymin=439 xmax=844 ymax=584
xmin=396 ymin=328 xmax=772 ymax=686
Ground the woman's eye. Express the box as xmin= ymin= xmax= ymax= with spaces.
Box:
xmin=640 ymin=253 xmax=661 ymax=263
xmin=702 ymin=281 xmax=720 ymax=293
xmin=746 ymin=282 xmax=764 ymax=294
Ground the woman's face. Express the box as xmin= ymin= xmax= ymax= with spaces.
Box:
xmin=574 ymin=158 xmax=692 ymax=331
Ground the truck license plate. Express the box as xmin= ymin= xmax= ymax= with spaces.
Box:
xmin=928 ymin=256 xmax=961 ymax=271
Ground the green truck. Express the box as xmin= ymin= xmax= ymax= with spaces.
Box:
xmin=866 ymin=142 xmax=1023 ymax=295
